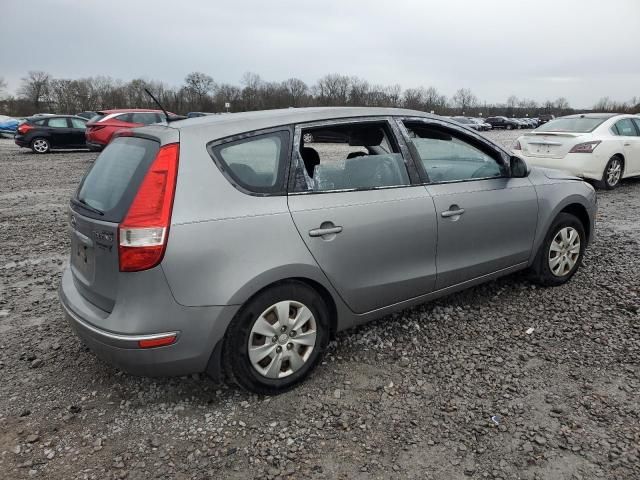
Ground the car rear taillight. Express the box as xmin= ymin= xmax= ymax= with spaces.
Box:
xmin=569 ymin=141 xmax=601 ymax=153
xmin=119 ymin=143 xmax=179 ymax=272
xmin=513 ymin=140 xmax=522 ymax=150
xmin=17 ymin=123 xmax=33 ymax=135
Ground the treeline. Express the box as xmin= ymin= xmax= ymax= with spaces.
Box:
xmin=0 ymin=71 xmax=638 ymax=118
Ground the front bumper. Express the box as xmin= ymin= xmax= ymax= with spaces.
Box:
xmin=513 ymin=152 xmax=606 ymax=181
xmin=59 ymin=268 xmax=239 ymax=377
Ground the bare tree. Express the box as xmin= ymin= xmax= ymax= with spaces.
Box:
xmin=403 ymin=87 xmax=426 ymax=110
xmin=18 ymin=71 xmax=51 ymax=110
xmin=0 ymin=77 xmax=7 ymax=100
xmin=184 ymin=72 xmax=215 ymax=110
xmin=314 ymin=74 xmax=350 ymax=106
xmin=282 ymin=78 xmax=308 ymax=107
xmin=452 ymin=88 xmax=477 ymax=113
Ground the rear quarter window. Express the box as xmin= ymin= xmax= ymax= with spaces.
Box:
xmin=208 ymin=130 xmax=290 ymax=195
xmin=75 ymin=137 xmax=160 ymax=222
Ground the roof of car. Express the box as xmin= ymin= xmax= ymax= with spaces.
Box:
xmin=558 ymin=113 xmax=621 ymax=119
xmin=98 ymin=109 xmax=164 ymax=114
xmin=170 ymin=107 xmax=436 ymax=138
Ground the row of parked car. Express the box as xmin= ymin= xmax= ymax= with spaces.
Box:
xmin=7 ymin=109 xmax=171 ymax=153
xmin=449 ymin=115 xmax=555 ymax=131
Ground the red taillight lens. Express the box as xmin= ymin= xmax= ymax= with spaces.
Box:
xmin=513 ymin=140 xmax=522 ymax=150
xmin=119 ymin=143 xmax=179 ymax=272
xmin=569 ymin=141 xmax=601 ymax=153
xmin=17 ymin=123 xmax=33 ymax=135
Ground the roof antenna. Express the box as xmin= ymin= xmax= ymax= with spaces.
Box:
xmin=144 ymin=88 xmax=172 ymax=123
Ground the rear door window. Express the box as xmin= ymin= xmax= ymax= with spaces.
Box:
xmin=209 ymin=130 xmax=290 ymax=194
xmin=48 ymin=118 xmax=69 ymax=128
xmin=70 ymin=118 xmax=87 ymax=129
xmin=131 ymin=112 xmax=160 ymax=125
xmin=612 ymin=118 xmax=639 ymax=136
xmin=75 ymin=137 xmax=160 ymax=222
xmin=294 ymin=121 xmax=409 ymax=192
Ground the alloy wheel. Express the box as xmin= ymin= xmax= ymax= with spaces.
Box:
xmin=548 ymin=226 xmax=581 ymax=277
xmin=32 ymin=139 xmax=49 ymax=153
xmin=606 ymin=158 xmax=622 ymax=187
xmin=248 ymin=300 xmax=317 ymax=379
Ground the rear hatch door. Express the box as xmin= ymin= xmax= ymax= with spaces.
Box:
xmin=69 ymin=136 xmax=160 ymax=312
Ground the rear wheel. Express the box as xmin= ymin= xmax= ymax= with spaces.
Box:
xmin=31 ymin=137 xmax=50 ymax=154
xmin=531 ymin=213 xmax=586 ymax=287
xmin=599 ymin=156 xmax=623 ymax=190
xmin=222 ymin=281 xmax=330 ymax=395
xmin=506 ymin=124 xmax=512 ymax=130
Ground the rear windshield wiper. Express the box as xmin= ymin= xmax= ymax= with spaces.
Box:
xmin=71 ymin=197 xmax=104 ymax=216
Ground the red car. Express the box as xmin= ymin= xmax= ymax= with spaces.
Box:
xmin=85 ymin=109 xmax=172 ymax=151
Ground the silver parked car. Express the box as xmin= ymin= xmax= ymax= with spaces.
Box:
xmin=60 ymin=107 xmax=597 ymax=394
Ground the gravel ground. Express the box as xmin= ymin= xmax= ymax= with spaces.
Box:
xmin=0 ymin=131 xmax=638 ymax=480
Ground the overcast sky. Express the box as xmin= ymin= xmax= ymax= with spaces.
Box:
xmin=1 ymin=0 xmax=638 ymax=108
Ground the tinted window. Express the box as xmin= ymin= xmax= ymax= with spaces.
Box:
xmin=210 ymin=131 xmax=290 ymax=194
xmin=115 ymin=113 xmax=132 ymax=123
xmin=612 ymin=118 xmax=638 ymax=136
xmin=75 ymin=137 xmax=159 ymax=222
xmin=633 ymin=118 xmax=640 ymax=133
xmin=70 ymin=118 xmax=86 ymax=129
xmin=48 ymin=118 xmax=69 ymax=128
xmin=295 ymin=122 xmax=409 ymax=192
xmin=131 ymin=112 xmax=160 ymax=125
xmin=404 ymin=122 xmax=503 ymax=183
xmin=538 ymin=117 xmax=606 ymax=133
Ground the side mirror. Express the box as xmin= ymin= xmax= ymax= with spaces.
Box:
xmin=510 ymin=156 xmax=529 ymax=178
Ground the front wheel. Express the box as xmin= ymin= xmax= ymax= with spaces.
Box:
xmin=531 ymin=213 xmax=586 ymax=287
xmin=599 ymin=156 xmax=623 ymax=190
xmin=222 ymin=281 xmax=330 ymax=394
xmin=31 ymin=137 xmax=50 ymax=154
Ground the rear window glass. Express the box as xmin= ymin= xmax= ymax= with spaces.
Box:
xmin=209 ymin=131 xmax=290 ymax=194
xmin=537 ymin=117 xmax=605 ymax=133
xmin=75 ymin=137 xmax=159 ymax=222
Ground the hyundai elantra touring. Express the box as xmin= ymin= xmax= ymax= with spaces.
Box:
xmin=60 ymin=107 xmax=597 ymax=394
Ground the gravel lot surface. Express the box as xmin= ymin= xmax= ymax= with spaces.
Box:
xmin=0 ymin=131 xmax=639 ymax=480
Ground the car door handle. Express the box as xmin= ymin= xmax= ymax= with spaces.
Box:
xmin=441 ymin=208 xmax=465 ymax=218
xmin=309 ymin=225 xmax=343 ymax=237
xmin=624 ymin=143 xmax=631 ymax=146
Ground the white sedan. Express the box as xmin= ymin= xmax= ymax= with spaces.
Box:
xmin=512 ymin=113 xmax=640 ymax=189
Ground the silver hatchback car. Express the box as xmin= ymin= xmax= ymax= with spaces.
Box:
xmin=60 ymin=108 xmax=596 ymax=394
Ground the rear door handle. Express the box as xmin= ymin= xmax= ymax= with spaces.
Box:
xmin=309 ymin=225 xmax=343 ymax=237
xmin=441 ymin=208 xmax=465 ymax=218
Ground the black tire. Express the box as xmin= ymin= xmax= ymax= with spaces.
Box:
xmin=531 ymin=212 xmax=586 ymax=287
xmin=506 ymin=124 xmax=512 ymax=130
xmin=222 ymin=281 xmax=330 ymax=395
xmin=597 ymin=155 xmax=624 ymax=190
xmin=30 ymin=137 xmax=50 ymax=154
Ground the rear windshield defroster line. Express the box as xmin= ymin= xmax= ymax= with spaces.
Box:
xmin=74 ymin=137 xmax=160 ymax=223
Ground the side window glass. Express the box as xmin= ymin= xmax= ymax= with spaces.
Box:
xmin=210 ymin=131 xmax=289 ymax=194
xmin=294 ymin=122 xmax=409 ymax=192
xmin=614 ymin=118 xmax=638 ymax=136
xmin=403 ymin=121 xmax=504 ymax=183
xmin=70 ymin=118 xmax=87 ymax=129
xmin=48 ymin=118 xmax=69 ymax=128
xmin=116 ymin=113 xmax=132 ymax=123
xmin=633 ymin=118 xmax=640 ymax=134
xmin=131 ymin=112 xmax=160 ymax=125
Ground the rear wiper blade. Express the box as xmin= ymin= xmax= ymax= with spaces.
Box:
xmin=71 ymin=197 xmax=104 ymax=216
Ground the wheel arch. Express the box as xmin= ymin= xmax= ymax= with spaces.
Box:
xmin=559 ymin=202 xmax=591 ymax=243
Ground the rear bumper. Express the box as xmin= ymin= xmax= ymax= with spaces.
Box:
xmin=59 ymin=267 xmax=239 ymax=377
xmin=85 ymin=141 xmax=104 ymax=151
xmin=14 ymin=136 xmax=29 ymax=147
xmin=513 ymin=152 xmax=607 ymax=181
